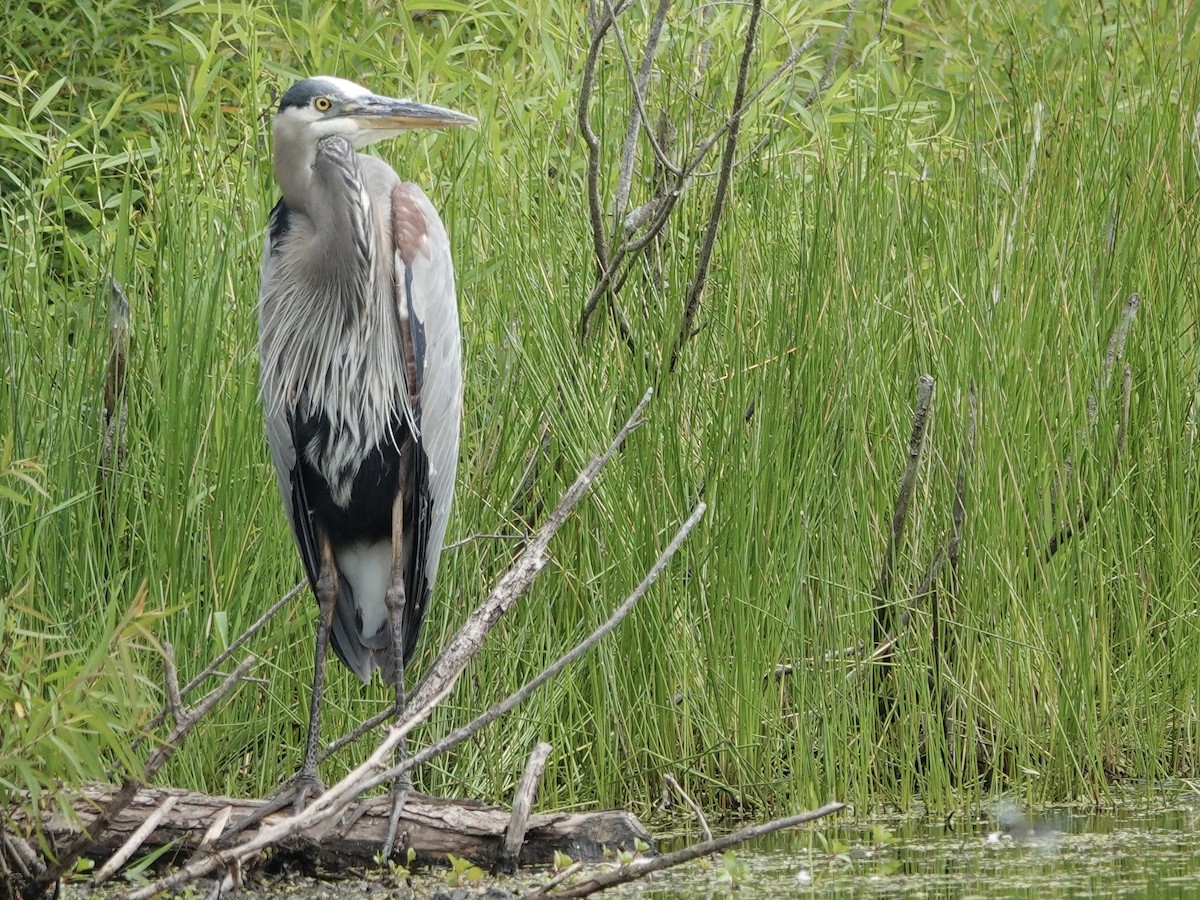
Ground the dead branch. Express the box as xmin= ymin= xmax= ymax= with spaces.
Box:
xmin=667 ymin=0 xmax=763 ymax=373
xmin=578 ymin=0 xmax=848 ymax=347
xmin=496 ymin=742 xmax=554 ymax=874
xmin=872 ymin=374 xmax=935 ymax=649
xmin=612 ymin=0 xmax=677 ymax=228
xmin=140 ymin=581 xmax=302 ymax=741
xmin=524 ymin=800 xmax=845 ymax=899
xmin=663 ymin=774 xmax=711 ymax=843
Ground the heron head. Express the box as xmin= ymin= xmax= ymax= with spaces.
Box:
xmin=273 ymin=76 xmax=475 ymax=151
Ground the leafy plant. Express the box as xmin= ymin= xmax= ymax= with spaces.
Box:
xmin=444 ymin=853 xmax=484 ymax=887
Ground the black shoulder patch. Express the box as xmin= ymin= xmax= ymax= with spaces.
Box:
xmin=268 ymin=198 xmax=291 ymax=245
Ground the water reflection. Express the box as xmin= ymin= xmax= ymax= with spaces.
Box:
xmin=633 ymin=796 xmax=1200 ymax=898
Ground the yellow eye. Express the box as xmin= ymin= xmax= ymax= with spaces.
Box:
xmin=314 ymin=96 xmax=332 ymax=111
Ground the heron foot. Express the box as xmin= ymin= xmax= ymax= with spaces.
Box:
xmin=382 ymin=772 xmax=412 ymax=859
xmin=288 ymin=768 xmax=327 ymax=814
xmin=219 ymin=769 xmax=326 ymax=844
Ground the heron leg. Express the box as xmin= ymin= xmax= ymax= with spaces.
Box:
xmin=382 ymin=491 xmax=412 ymax=858
xmin=296 ymin=532 xmax=338 ymax=809
xmin=220 ymin=535 xmax=335 ymax=841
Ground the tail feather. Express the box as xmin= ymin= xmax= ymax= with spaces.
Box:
xmin=329 ymin=540 xmax=397 ymax=684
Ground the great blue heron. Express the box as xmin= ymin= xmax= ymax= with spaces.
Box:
xmin=257 ymin=75 xmax=473 ymax=848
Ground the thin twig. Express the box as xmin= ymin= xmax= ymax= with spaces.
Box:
xmin=144 ymin=655 xmax=257 ymax=779
xmin=664 ymin=774 xmax=712 ymax=843
xmin=525 ymin=801 xmax=845 ymax=898
xmin=669 ymin=0 xmax=764 ymax=373
xmin=612 ymin=0 xmax=678 ymax=230
xmin=140 ymin=582 xmax=302 ymax=739
xmin=496 ymin=742 xmax=554 ymax=874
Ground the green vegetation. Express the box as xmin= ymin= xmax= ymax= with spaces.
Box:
xmin=2 ymin=0 xmax=1198 ymax=833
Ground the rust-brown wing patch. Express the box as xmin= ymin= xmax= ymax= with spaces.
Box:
xmin=391 ymin=184 xmax=431 ymax=266
xmin=392 ymin=185 xmax=428 ymax=408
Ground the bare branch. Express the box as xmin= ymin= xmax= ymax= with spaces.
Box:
xmin=140 ymin=582 xmax=302 ymax=740
xmin=496 ymin=742 xmax=554 ymax=874
xmin=612 ymin=0 xmax=678 ymax=230
xmin=669 ymin=0 xmax=764 ymax=373
xmin=526 ymin=800 xmax=845 ymax=898
xmin=663 ymin=774 xmax=711 ymax=843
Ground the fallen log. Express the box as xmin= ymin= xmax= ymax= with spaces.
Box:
xmin=28 ymin=783 xmax=653 ymax=874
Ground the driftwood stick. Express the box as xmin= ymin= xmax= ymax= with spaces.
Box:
xmin=93 ymin=795 xmax=178 ymax=885
xmin=3 ymin=832 xmax=42 ymax=877
xmin=178 ymin=583 xmax=302 ymax=699
xmin=663 ymin=774 xmax=711 ymax=843
xmin=27 ymin=780 xmax=141 ymax=896
xmin=496 ymin=742 xmax=553 ymax=874
xmin=525 ymin=800 xmax=845 ymax=899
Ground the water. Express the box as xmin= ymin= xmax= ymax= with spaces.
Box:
xmin=66 ymin=795 xmax=1200 ymax=898
xmin=625 ymin=798 xmax=1200 ymax=898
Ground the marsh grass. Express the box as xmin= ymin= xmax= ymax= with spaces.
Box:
xmin=2 ymin=1 xmax=1198 ymax=827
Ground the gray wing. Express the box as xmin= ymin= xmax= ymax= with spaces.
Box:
xmin=391 ymin=181 xmax=462 ymax=603
xmin=259 ymin=200 xmax=299 ymax=532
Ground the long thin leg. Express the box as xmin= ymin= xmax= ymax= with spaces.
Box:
xmin=220 ymin=534 xmax=336 ymax=841
xmin=382 ymin=492 xmax=412 ymax=858
xmin=295 ymin=533 xmax=338 ymax=808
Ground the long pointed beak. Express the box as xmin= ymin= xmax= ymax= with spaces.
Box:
xmin=342 ymin=94 xmax=476 ymax=131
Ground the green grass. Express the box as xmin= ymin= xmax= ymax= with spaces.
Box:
xmin=2 ymin=0 xmax=1199 ymax=827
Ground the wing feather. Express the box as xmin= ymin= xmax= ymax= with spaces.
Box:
xmin=391 ymin=183 xmax=462 ymax=614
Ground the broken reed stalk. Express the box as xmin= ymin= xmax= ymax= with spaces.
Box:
xmin=1042 ymin=293 xmax=1139 ymax=564
xmin=496 ymin=742 xmax=554 ymax=874
xmin=871 ymin=374 xmax=935 ymax=656
xmin=525 ymin=801 xmax=846 ymax=899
